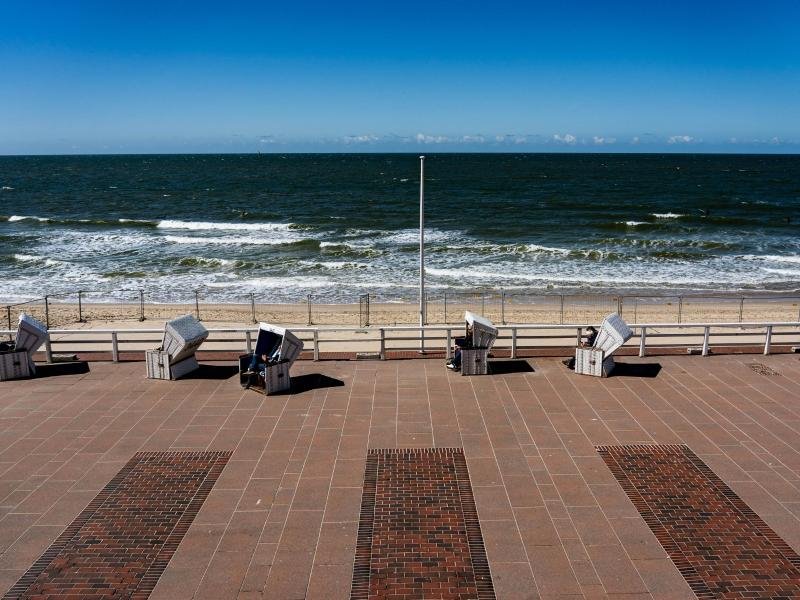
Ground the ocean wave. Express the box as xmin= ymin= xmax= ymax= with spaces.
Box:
xmin=651 ymin=212 xmax=685 ymax=219
xmin=205 ymin=275 xmax=334 ymax=290
xmin=176 ymin=257 xmax=236 ymax=267
xmin=157 ymin=219 xmax=297 ymax=232
xmin=1 ymin=186 xmax=13 ymax=191
xmin=299 ymin=260 xmax=368 ymax=270
xmin=8 ymin=215 xmax=50 ymax=223
xmin=12 ymin=253 xmax=62 ymax=266
xmin=164 ymin=234 xmax=316 ymax=247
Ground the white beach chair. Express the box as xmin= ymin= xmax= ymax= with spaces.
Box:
xmin=145 ymin=315 xmax=209 ymax=380
xmin=574 ymin=313 xmax=632 ymax=377
xmin=0 ymin=313 xmax=49 ymax=381
xmin=239 ymin=323 xmax=304 ymax=394
xmin=460 ymin=311 xmax=498 ymax=376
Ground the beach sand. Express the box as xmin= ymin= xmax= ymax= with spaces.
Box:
xmin=13 ymin=296 xmax=800 ymax=330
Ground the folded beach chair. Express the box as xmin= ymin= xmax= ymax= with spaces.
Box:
xmin=575 ymin=313 xmax=632 ymax=377
xmin=0 ymin=313 xmax=49 ymax=381
xmin=460 ymin=311 xmax=498 ymax=376
xmin=239 ymin=323 xmax=304 ymax=395
xmin=146 ymin=314 xmax=209 ymax=380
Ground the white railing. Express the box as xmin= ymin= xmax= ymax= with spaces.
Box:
xmin=4 ymin=321 xmax=799 ymax=363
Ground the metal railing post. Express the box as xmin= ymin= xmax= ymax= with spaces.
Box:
xmin=111 ymin=332 xmax=119 ymax=362
xmin=139 ymin=289 xmax=145 ymax=321
xmin=511 ymin=328 xmax=517 ymax=359
xmin=678 ymin=296 xmax=683 ymax=324
xmin=313 ymin=330 xmax=320 ymax=361
xmin=307 ymin=294 xmax=312 ymax=326
xmin=44 ymin=295 xmax=50 ymax=329
xmin=702 ymin=326 xmax=710 ymax=356
xmin=764 ymin=325 xmax=772 ymax=355
xmin=576 ymin=327 xmax=582 ymax=346
xmin=446 ymin=328 xmax=452 ymax=360
xmin=481 ymin=292 xmax=486 ymax=316
xmin=78 ymin=290 xmax=85 ymax=323
xmin=194 ymin=290 xmax=200 ymax=320
xmin=739 ymin=297 xmax=744 ymax=324
xmin=444 ymin=292 xmax=447 ymax=324
xmin=617 ymin=296 xmax=622 ymax=314
xmin=5 ymin=306 xmax=11 ymax=341
xmin=45 ymin=339 xmax=53 ymax=363
xmin=501 ymin=289 xmax=506 ymax=325
xmin=379 ymin=328 xmax=386 ymax=360
xmin=560 ymin=295 xmax=565 ymax=325
xmin=250 ymin=293 xmax=256 ymax=324
xmin=639 ymin=327 xmax=647 ymax=357
xmin=245 ymin=330 xmax=252 ymax=354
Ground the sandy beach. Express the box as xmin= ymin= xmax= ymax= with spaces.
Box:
xmin=10 ymin=296 xmax=800 ymax=331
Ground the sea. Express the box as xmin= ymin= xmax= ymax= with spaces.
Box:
xmin=1 ymin=153 xmax=798 ymax=304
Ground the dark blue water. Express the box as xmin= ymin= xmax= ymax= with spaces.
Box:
xmin=1 ymin=153 xmax=798 ymax=302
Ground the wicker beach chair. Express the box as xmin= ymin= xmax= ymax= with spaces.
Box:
xmin=460 ymin=311 xmax=498 ymax=376
xmin=239 ymin=323 xmax=304 ymax=394
xmin=574 ymin=312 xmax=632 ymax=377
xmin=145 ymin=314 xmax=209 ymax=380
xmin=0 ymin=313 xmax=49 ymax=381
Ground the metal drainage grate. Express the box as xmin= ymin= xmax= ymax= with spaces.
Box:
xmin=749 ymin=362 xmax=780 ymax=376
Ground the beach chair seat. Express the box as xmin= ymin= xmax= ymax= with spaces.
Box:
xmin=575 ymin=312 xmax=632 ymax=377
xmin=240 ymin=323 xmax=304 ymax=394
xmin=146 ymin=314 xmax=208 ymax=380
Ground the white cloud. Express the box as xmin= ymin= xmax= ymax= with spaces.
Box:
xmin=415 ymin=133 xmax=450 ymax=144
xmin=342 ymin=134 xmax=379 ymax=144
xmin=667 ymin=135 xmax=694 ymax=144
xmin=553 ymin=133 xmax=577 ymax=144
xmin=461 ymin=135 xmax=486 ymax=143
xmin=592 ymin=136 xmax=616 ymax=145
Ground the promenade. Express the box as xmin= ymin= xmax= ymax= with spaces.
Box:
xmin=1 ymin=354 xmax=799 ymax=599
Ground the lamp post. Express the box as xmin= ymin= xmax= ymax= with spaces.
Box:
xmin=419 ymin=155 xmax=426 ymax=352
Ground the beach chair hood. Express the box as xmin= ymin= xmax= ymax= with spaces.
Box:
xmin=593 ymin=313 xmax=632 ymax=355
xmin=15 ymin=313 xmax=49 ymax=360
xmin=464 ymin=311 xmax=498 ymax=350
xmin=256 ymin=323 xmax=303 ymax=367
xmin=161 ymin=315 xmax=209 ymax=365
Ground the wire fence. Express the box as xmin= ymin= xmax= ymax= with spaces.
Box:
xmin=3 ymin=288 xmax=800 ymax=329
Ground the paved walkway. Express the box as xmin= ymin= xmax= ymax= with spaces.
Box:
xmin=1 ymin=354 xmax=799 ymax=599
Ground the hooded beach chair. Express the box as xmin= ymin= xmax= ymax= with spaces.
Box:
xmin=460 ymin=311 xmax=498 ymax=375
xmin=0 ymin=313 xmax=49 ymax=381
xmin=239 ymin=322 xmax=304 ymax=394
xmin=146 ymin=314 xmax=209 ymax=380
xmin=574 ymin=312 xmax=632 ymax=377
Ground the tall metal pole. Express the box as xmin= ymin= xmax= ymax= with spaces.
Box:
xmin=419 ymin=155 xmax=426 ymax=352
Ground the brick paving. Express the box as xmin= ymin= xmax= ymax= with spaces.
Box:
xmin=3 ymin=451 xmax=230 ymax=599
xmin=598 ymin=444 xmax=800 ymax=599
xmin=1 ymin=354 xmax=800 ymax=598
xmin=352 ymin=448 xmax=493 ymax=600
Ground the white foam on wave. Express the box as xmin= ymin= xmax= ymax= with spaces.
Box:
xmin=1 ymin=186 xmax=13 ymax=191
xmin=13 ymin=253 xmax=62 ymax=266
xmin=621 ymin=221 xmax=647 ymax=227
xmin=164 ymin=235 xmax=299 ymax=246
xmin=8 ymin=215 xmax=50 ymax=223
xmin=157 ymin=219 xmax=295 ymax=232
xmin=300 ymin=260 xmax=368 ymax=270
xmin=205 ymin=275 xmax=334 ymax=290
xmin=651 ymin=212 xmax=684 ymax=219
xmin=119 ymin=218 xmax=156 ymax=225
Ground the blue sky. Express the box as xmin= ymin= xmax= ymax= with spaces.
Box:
xmin=1 ymin=0 xmax=798 ymax=154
